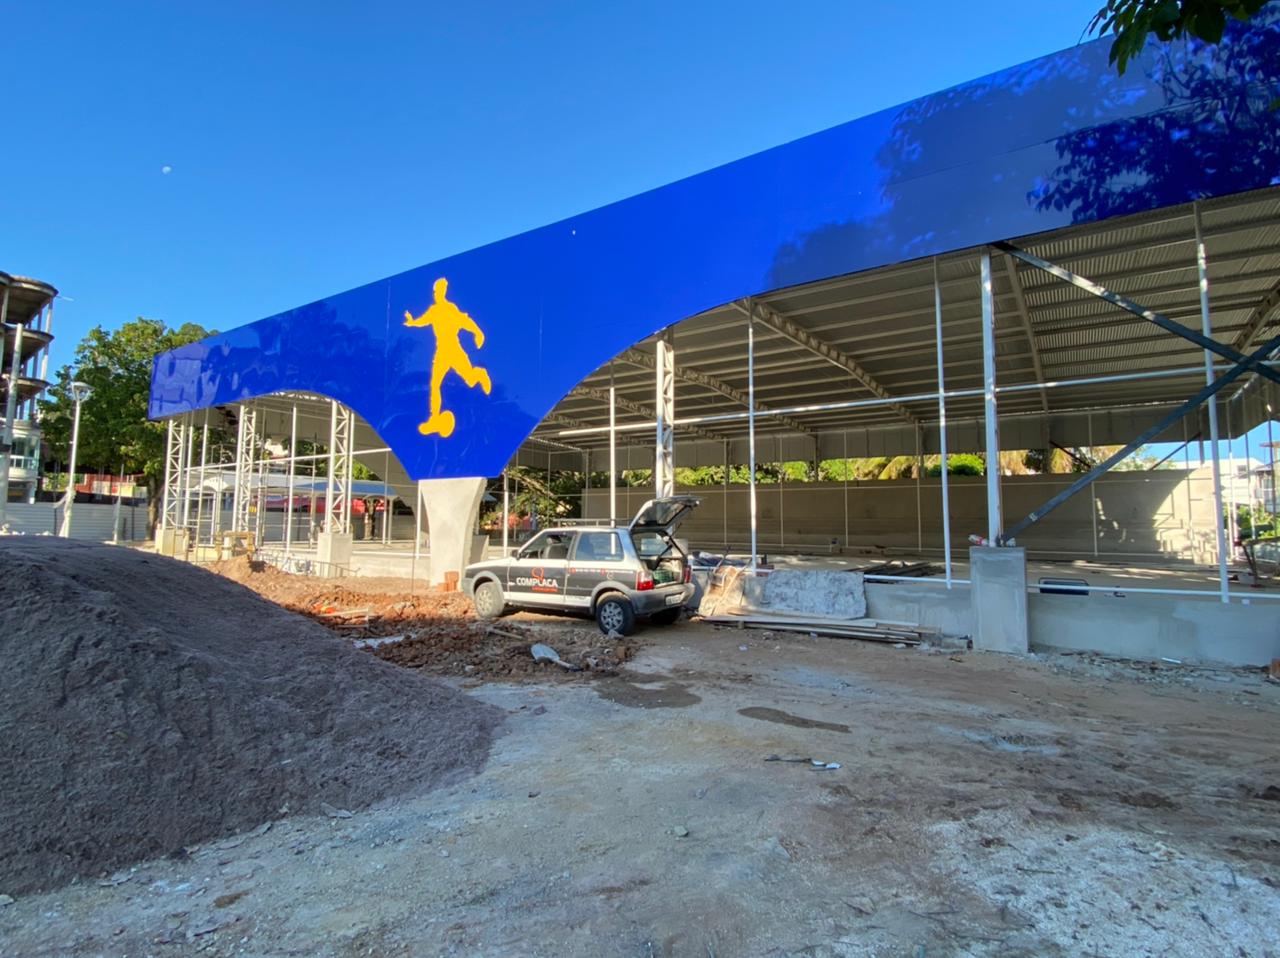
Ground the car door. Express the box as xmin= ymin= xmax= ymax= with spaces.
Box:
xmin=567 ymin=529 xmax=627 ymax=610
xmin=506 ymin=530 xmax=574 ymax=605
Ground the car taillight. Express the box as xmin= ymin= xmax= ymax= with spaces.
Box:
xmin=636 ymin=569 xmax=654 ymax=591
xmin=683 ymin=563 xmax=691 ymax=584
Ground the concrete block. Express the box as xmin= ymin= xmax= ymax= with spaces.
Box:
xmin=316 ymin=531 xmax=353 ymax=575
xmin=969 ymin=546 xmax=1028 ymax=654
xmin=155 ymin=527 xmax=188 ymax=557
xmin=739 ymin=569 xmax=867 ymax=619
xmin=418 ymin=477 xmax=486 ymax=586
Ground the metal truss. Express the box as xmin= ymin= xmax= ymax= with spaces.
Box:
xmin=324 ymin=400 xmax=353 ymax=535
xmin=1000 ymin=332 xmax=1280 ymax=545
xmin=160 ymin=417 xmax=185 ymax=530
xmin=994 ymin=240 xmax=1280 ymax=389
xmin=231 ymin=403 xmax=258 ymax=533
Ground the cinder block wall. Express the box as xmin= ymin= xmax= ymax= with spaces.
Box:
xmin=585 ymin=468 xmax=1220 ymax=563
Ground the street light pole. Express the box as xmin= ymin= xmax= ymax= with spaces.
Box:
xmin=59 ymin=381 xmax=92 ymax=538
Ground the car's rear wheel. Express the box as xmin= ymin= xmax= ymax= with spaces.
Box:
xmin=472 ymin=579 xmax=506 ymax=619
xmin=649 ymin=607 xmax=681 ymax=626
xmin=595 ymin=594 xmax=636 ymax=636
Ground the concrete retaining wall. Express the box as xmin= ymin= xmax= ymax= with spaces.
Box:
xmin=864 ymin=580 xmax=1277 ymax=666
xmin=1029 ymin=591 xmax=1280 ymax=667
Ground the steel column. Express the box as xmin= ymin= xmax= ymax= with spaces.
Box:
xmin=933 ymin=258 xmax=953 ymax=587
xmin=160 ymin=418 xmax=182 ymax=531
xmin=285 ymin=404 xmax=297 ymax=555
xmin=654 ymin=331 xmax=675 ymax=498
xmin=232 ymin=404 xmax=257 ymax=533
xmin=59 ymin=389 xmax=87 ymax=538
xmin=179 ymin=414 xmax=195 ymax=530
xmin=609 ymin=362 xmax=617 ymax=524
xmin=194 ymin=411 xmax=209 ymax=546
xmin=1088 ymin=413 xmax=1099 ymax=558
xmin=324 ymin=400 xmax=352 ymax=535
xmin=1226 ymin=398 xmax=1239 ymax=548
xmin=1195 ymin=204 xmax=1231 ymax=602
xmin=980 ymin=251 xmax=1003 ymax=545
xmin=501 ymin=470 xmax=510 ymax=554
xmin=746 ymin=300 xmax=759 ymax=567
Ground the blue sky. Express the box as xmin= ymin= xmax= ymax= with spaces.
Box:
xmin=4 ymin=0 xmax=1106 ymax=369
xmin=1 ymin=0 xmax=1272 ymax=464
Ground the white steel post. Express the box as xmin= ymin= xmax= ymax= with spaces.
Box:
xmin=60 ymin=388 xmax=87 ymax=537
xmin=501 ymin=470 xmax=510 ymax=555
xmin=842 ymin=430 xmax=850 ymax=553
xmin=933 ymin=258 xmax=953 ymax=587
xmin=1195 ymin=203 xmax=1230 ymax=602
xmin=285 ymin=404 xmax=297 ymax=556
xmin=608 ymin=362 xmax=617 ymax=524
xmin=382 ymin=451 xmax=391 ymax=545
xmin=746 ymin=299 xmax=759 ymax=567
xmin=179 ymin=414 xmax=195 ymax=531
xmin=194 ymin=411 xmax=209 ymax=547
xmin=655 ymin=331 xmax=675 ymax=498
xmin=980 ymin=250 xmax=1003 ymax=545
xmin=1226 ymin=397 xmax=1239 ymax=549
xmin=1088 ymin=412 xmax=1099 ymax=558
xmin=915 ymin=425 xmax=923 ymax=554
xmin=722 ymin=440 xmax=729 ymax=549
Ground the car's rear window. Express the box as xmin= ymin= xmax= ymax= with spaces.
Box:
xmin=575 ymin=531 xmax=622 ymax=561
xmin=632 ymin=531 xmax=667 ymax=557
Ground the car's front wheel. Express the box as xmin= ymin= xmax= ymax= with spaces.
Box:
xmin=472 ymin=579 xmax=507 ymax=619
xmin=595 ymin=594 xmax=636 ymax=636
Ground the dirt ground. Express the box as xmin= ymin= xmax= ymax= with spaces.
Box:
xmin=3 ymin=571 xmax=1278 ymax=958
xmin=206 ymin=558 xmax=636 ymax=678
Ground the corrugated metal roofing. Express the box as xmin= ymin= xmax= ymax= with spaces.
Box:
xmin=534 ymin=187 xmax=1280 ymax=454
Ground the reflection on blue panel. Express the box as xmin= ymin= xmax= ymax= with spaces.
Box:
xmin=149 ymin=15 xmax=1280 ymax=481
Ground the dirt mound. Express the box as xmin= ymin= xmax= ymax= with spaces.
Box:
xmin=0 ymin=539 xmax=502 ymax=894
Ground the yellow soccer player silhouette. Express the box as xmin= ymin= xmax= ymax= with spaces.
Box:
xmin=403 ymin=278 xmax=492 ymax=438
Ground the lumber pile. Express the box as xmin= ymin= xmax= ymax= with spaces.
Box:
xmin=699 ymin=610 xmax=938 ymax=645
xmin=860 ymin=559 xmax=944 ymax=578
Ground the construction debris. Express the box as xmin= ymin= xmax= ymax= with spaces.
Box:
xmin=697 ymin=565 xmax=948 ymax=645
xmin=859 ymin=559 xmax=944 ymax=578
xmin=531 ymin=643 xmax=583 ymax=671
xmin=209 ymin=556 xmax=637 ymax=681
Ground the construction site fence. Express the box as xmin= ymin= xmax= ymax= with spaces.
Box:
xmin=1 ymin=501 xmax=149 ymax=541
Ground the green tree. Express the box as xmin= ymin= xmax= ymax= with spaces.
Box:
xmin=39 ymin=319 xmax=214 ymax=498
xmin=925 ymin=453 xmax=985 ymax=477
xmin=1088 ymin=0 xmax=1269 ymax=74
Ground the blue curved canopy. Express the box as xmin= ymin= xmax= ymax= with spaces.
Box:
xmin=150 ymin=16 xmax=1280 ymax=480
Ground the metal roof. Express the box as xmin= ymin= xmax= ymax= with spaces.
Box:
xmin=537 ymin=188 xmax=1280 ymax=460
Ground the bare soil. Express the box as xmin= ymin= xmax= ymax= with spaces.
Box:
xmin=207 ymin=557 xmax=637 ymax=679
xmin=3 ymin=560 xmax=1278 ymax=956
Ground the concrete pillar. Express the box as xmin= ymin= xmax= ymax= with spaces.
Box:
xmin=969 ymin=546 xmax=1028 ymax=654
xmin=418 ymin=476 xmax=486 ymax=586
xmin=316 ymin=530 xmax=353 ymax=575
